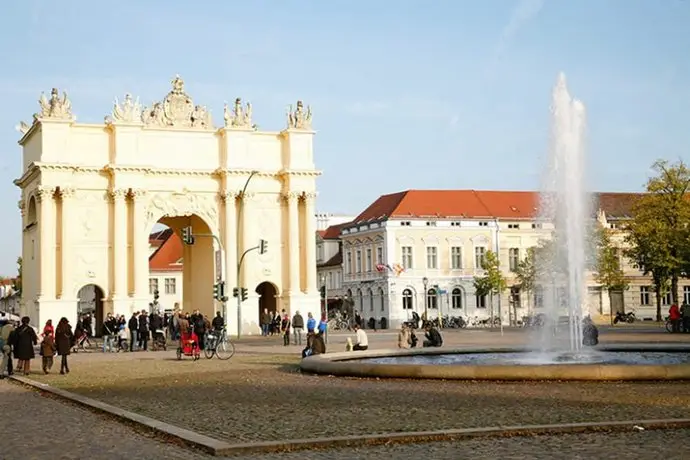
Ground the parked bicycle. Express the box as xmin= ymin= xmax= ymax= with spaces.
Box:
xmin=204 ymin=328 xmax=235 ymax=360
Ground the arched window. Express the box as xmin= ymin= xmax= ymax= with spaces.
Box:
xmin=402 ymin=289 xmax=413 ymax=310
xmin=451 ymin=288 xmax=463 ymax=309
xmin=378 ymin=287 xmax=385 ymax=312
xmin=357 ymin=289 xmax=363 ymax=311
xmin=368 ymin=288 xmax=374 ymax=312
xmin=426 ymin=288 xmax=438 ymax=309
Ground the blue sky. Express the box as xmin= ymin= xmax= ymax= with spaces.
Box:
xmin=0 ymin=0 xmax=689 ymax=275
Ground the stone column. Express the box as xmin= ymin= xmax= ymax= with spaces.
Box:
xmin=240 ymin=192 xmax=256 ymax=287
xmin=303 ymin=192 xmax=318 ymax=294
xmin=285 ymin=191 xmax=301 ymax=294
xmin=37 ymin=186 xmax=57 ymax=299
xmin=132 ymin=189 xmax=148 ymax=306
xmin=59 ymin=187 xmax=76 ymax=299
xmin=111 ymin=188 xmax=128 ymax=298
xmin=222 ymin=191 xmax=238 ymax=286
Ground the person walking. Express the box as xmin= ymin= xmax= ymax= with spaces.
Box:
xmin=40 ymin=331 xmax=56 ymax=374
xmin=55 ymin=317 xmax=73 ymax=375
xmin=128 ymin=311 xmax=139 ymax=352
xmin=14 ymin=316 xmax=38 ymax=375
xmin=280 ymin=310 xmax=291 ymax=347
xmin=292 ymin=311 xmax=304 ymax=346
xmin=138 ymin=310 xmax=149 ymax=351
xmin=0 ymin=318 xmax=15 ymax=378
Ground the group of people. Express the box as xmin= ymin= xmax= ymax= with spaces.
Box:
xmin=668 ymin=303 xmax=690 ymax=333
xmin=0 ymin=316 xmax=74 ymax=377
xmin=260 ymin=309 xmax=327 ymax=347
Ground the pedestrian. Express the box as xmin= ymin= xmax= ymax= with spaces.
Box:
xmin=281 ymin=310 xmax=291 ymax=346
xmin=0 ymin=318 xmax=15 ymax=378
xmin=40 ymin=331 xmax=56 ymax=374
xmin=138 ymin=309 xmax=149 ymax=351
xmin=260 ymin=308 xmax=271 ymax=336
xmin=55 ymin=317 xmax=73 ymax=375
xmin=128 ymin=311 xmax=139 ymax=352
xmin=292 ymin=311 xmax=304 ymax=345
xmin=306 ymin=312 xmax=316 ymax=334
xmin=14 ymin=316 xmax=38 ymax=375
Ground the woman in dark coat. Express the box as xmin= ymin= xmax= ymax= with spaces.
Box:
xmin=14 ymin=316 xmax=38 ymax=375
xmin=55 ymin=317 xmax=73 ymax=374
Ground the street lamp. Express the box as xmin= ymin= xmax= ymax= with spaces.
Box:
xmin=422 ymin=276 xmax=429 ymax=322
xmin=236 ymin=170 xmax=259 ymax=339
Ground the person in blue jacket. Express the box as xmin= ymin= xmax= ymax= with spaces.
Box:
xmin=318 ymin=314 xmax=328 ymax=335
xmin=306 ymin=312 xmax=316 ymax=333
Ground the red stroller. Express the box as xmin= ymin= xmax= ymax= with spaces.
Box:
xmin=176 ymin=329 xmax=201 ymax=361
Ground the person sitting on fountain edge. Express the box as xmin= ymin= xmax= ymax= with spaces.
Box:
xmin=582 ymin=316 xmax=599 ymax=346
xmin=423 ymin=324 xmax=443 ymax=348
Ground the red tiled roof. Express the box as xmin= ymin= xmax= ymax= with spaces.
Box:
xmin=318 ymin=250 xmax=343 ymax=268
xmin=321 ymin=222 xmax=351 ymax=240
xmin=149 ymin=230 xmax=183 ymax=272
xmin=351 ymin=190 xmax=643 ymax=224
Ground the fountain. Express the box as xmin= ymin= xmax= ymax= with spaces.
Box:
xmin=300 ymin=73 xmax=690 ymax=381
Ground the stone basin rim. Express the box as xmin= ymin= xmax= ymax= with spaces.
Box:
xmin=300 ymin=345 xmax=690 ymax=381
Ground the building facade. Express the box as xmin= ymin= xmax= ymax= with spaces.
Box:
xmin=15 ymin=76 xmax=320 ymax=335
xmin=316 ymin=223 xmax=348 ymax=312
xmin=338 ymin=190 xmax=690 ymax=328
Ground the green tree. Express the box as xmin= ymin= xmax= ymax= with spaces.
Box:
xmin=623 ymin=217 xmax=672 ymax=321
xmin=625 ymin=160 xmax=690 ymax=313
xmin=473 ymin=250 xmax=507 ymax=327
xmin=593 ymin=225 xmax=629 ymax=320
xmin=14 ymin=256 xmax=22 ymax=294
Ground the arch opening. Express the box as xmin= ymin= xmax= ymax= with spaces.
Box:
xmin=256 ymin=281 xmax=279 ymax=318
xmin=77 ymin=284 xmax=105 ymax=337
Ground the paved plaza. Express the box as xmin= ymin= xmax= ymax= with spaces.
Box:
xmin=2 ymin=326 xmax=690 ymax=459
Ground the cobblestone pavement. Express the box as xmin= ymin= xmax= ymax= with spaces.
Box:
xmin=3 ymin=379 xmax=688 ymax=460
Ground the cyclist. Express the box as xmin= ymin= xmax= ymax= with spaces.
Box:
xmin=211 ymin=312 xmax=224 ymax=332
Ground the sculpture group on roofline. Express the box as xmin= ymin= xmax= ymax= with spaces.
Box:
xmin=16 ymin=74 xmax=313 ymax=135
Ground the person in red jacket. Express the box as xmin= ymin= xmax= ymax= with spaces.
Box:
xmin=669 ymin=304 xmax=681 ymax=333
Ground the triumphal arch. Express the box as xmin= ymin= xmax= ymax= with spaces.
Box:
xmin=14 ymin=76 xmax=320 ymax=336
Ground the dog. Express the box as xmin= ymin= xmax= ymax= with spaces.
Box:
xmin=345 ymin=337 xmax=353 ymax=352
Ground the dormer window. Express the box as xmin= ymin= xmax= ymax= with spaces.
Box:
xmin=478 ymin=221 xmax=489 ymax=227
xmin=426 ymin=221 xmax=437 ymax=226
xmin=400 ymin=221 xmax=411 ymax=226
xmin=508 ymin=224 xmax=520 ymax=229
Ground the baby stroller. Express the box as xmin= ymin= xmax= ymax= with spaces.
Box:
xmin=72 ymin=328 xmax=92 ymax=353
xmin=176 ymin=329 xmax=200 ymax=361
xmin=151 ymin=329 xmax=167 ymax=351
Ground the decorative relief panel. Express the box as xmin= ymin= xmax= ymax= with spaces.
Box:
xmin=145 ymin=191 xmax=219 ymax=230
xmin=422 ymin=235 xmax=439 ymax=245
xmin=470 ymin=235 xmax=490 ymax=245
xmin=396 ymin=235 xmax=415 ymax=244
xmin=141 ymin=75 xmax=213 ymax=129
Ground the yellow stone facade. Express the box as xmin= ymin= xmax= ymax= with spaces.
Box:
xmin=14 ymin=76 xmax=320 ymax=335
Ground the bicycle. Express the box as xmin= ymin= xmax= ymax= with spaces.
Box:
xmin=204 ymin=328 xmax=235 ymax=360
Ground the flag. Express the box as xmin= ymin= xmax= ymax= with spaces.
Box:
xmin=393 ymin=263 xmax=405 ymax=276
xmin=375 ymin=264 xmax=387 ymax=272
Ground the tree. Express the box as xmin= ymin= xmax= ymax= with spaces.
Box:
xmin=593 ymin=224 xmax=629 ymax=319
xmin=14 ymin=257 xmax=22 ymax=295
xmin=473 ymin=250 xmax=507 ymax=326
xmin=514 ymin=247 xmax=536 ymax=314
xmin=624 ymin=159 xmax=690 ymax=315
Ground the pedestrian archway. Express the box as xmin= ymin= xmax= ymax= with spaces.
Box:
xmin=77 ymin=284 xmax=105 ymax=337
xmin=256 ymin=281 xmax=278 ymax=318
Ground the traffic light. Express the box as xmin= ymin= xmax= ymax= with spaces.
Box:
xmin=241 ymin=287 xmax=248 ymax=301
xmin=232 ymin=287 xmax=239 ymax=298
xmin=320 ymin=285 xmax=326 ymax=299
xmin=259 ymin=239 xmax=268 ymax=254
xmin=213 ymin=282 xmax=225 ymax=301
xmin=181 ymin=226 xmax=195 ymax=245
xmin=153 ymin=289 xmax=160 ymax=302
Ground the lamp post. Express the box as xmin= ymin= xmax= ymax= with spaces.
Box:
xmin=236 ymin=170 xmax=259 ymax=339
xmin=422 ymin=276 xmax=429 ymax=323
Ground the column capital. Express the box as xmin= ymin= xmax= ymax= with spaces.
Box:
xmin=220 ymin=190 xmax=239 ymax=202
xmin=303 ymin=191 xmax=318 ymax=203
xmin=281 ymin=191 xmax=301 ymax=203
xmin=36 ymin=186 xmax=56 ymax=202
xmin=109 ymin=188 xmax=128 ymax=201
xmin=60 ymin=186 xmax=77 ymax=199
xmin=238 ymin=191 xmax=256 ymax=202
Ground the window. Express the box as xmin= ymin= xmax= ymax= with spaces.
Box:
xmin=149 ymin=278 xmax=158 ymax=295
xmin=479 ymin=221 xmax=489 ymax=227
xmin=509 ymin=248 xmax=520 ymax=271
xmin=510 ymin=287 xmax=521 ymax=308
xmin=400 ymin=221 xmax=411 ymax=226
xmin=532 ymin=223 xmax=543 ymax=229
xmin=451 ymin=288 xmax=463 ymax=309
xmin=357 ymin=289 xmax=364 ymax=311
xmin=451 ymin=246 xmax=463 ymax=269
xmin=328 ymin=272 xmax=333 ymax=289
xmin=534 ymin=286 xmax=544 ymax=308
xmin=402 ymin=289 xmax=414 ymax=310
xmin=379 ymin=287 xmax=385 ymax=312
xmin=662 ymin=292 xmax=671 ymax=306
xmin=426 ymin=289 xmax=438 ymax=309
xmin=317 ymin=244 xmax=323 ymax=262
xmin=451 ymin=221 xmax=462 ymax=227
xmin=426 ymin=246 xmax=438 ymax=269
xmin=476 ymin=294 xmax=487 ymax=308
xmin=356 ymin=250 xmax=362 ymax=273
xmin=640 ymin=286 xmax=650 ymax=306
xmin=401 ymin=246 xmax=413 ymax=269
xmin=346 ymin=251 xmax=352 ymax=274
xmin=366 ymin=248 xmax=372 ymax=272
xmin=368 ymin=288 xmax=374 ymax=312
xmin=508 ymin=224 xmax=520 ymax=229
xmin=164 ymin=278 xmax=176 ymax=295
xmin=376 ymin=247 xmax=383 ymax=265
xmin=474 ymin=247 xmax=486 ymax=269
xmin=685 ymin=286 xmax=690 ymax=305
xmin=426 ymin=221 xmax=437 ymax=226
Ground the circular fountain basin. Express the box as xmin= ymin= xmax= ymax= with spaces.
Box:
xmin=300 ymin=345 xmax=690 ymax=381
